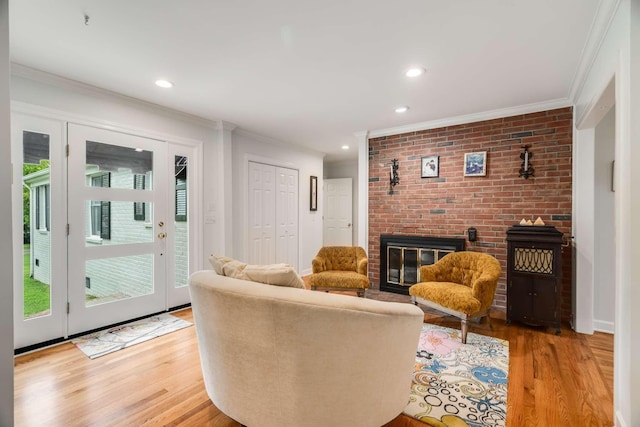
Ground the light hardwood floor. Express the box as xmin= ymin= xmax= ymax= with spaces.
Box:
xmin=14 ymin=301 xmax=613 ymax=427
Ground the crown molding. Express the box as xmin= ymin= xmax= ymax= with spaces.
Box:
xmin=568 ymin=0 xmax=621 ymax=102
xmin=11 ymin=63 xmax=220 ymax=129
xmin=367 ymin=98 xmax=572 ymax=139
xmin=353 ymin=130 xmax=369 ymax=140
xmin=233 ymin=127 xmax=325 ymax=158
xmin=217 ymin=120 xmax=238 ymax=132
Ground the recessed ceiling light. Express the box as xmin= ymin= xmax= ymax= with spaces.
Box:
xmin=395 ymin=106 xmax=409 ymax=113
xmin=341 ymin=145 xmax=350 ymax=150
xmin=155 ymin=79 xmax=173 ymax=88
xmin=405 ymin=67 xmax=426 ymax=77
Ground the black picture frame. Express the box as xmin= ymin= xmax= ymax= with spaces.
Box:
xmin=421 ymin=155 xmax=439 ymax=178
xmin=310 ymin=176 xmax=318 ymax=211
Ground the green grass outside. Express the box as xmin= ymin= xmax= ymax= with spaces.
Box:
xmin=23 ymin=249 xmax=99 ymax=318
xmin=23 ymin=252 xmax=51 ymax=318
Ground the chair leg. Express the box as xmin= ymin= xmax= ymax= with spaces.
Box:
xmin=461 ymin=319 xmax=468 ymax=344
xmin=357 ymin=289 xmax=365 ymax=298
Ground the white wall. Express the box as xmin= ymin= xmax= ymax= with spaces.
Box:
xmin=628 ymin=3 xmax=640 ymax=426
xmin=10 ymin=69 xmax=220 ymax=269
xmin=593 ymin=107 xmax=615 ymax=333
xmin=231 ymin=129 xmax=324 ymax=276
xmin=0 ymin=1 xmax=13 ymax=425
xmin=573 ymin=1 xmax=638 ymax=425
xmin=324 ymin=158 xmax=359 ymax=244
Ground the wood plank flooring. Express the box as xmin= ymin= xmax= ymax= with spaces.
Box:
xmin=14 ymin=299 xmax=613 ymax=426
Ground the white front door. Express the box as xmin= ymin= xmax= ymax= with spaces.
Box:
xmin=66 ymin=124 xmax=168 ymax=335
xmin=323 ymin=178 xmax=353 ymax=246
xmin=13 ymin=113 xmax=199 ymax=349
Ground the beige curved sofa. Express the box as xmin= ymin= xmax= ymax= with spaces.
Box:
xmin=189 ymin=270 xmax=424 ymax=427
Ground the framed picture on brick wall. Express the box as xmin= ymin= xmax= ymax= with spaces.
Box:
xmin=421 ymin=155 xmax=439 ymax=178
xmin=463 ymin=151 xmax=487 ymax=177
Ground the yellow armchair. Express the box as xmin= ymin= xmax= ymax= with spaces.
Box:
xmin=409 ymin=251 xmax=501 ymax=343
xmin=308 ymin=246 xmax=370 ymax=297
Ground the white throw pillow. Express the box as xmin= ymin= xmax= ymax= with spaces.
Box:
xmin=222 ymin=260 xmax=248 ymax=279
xmin=208 ymin=254 xmax=234 ymax=275
xmin=241 ymin=264 xmax=305 ymax=289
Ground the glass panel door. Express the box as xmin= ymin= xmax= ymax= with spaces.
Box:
xmin=12 ymin=114 xmax=67 ymax=349
xmin=67 ymin=124 xmax=167 ymax=335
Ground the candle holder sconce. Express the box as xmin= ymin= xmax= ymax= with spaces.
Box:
xmin=390 ymin=159 xmax=400 ymax=189
xmin=519 ymin=145 xmax=534 ymax=179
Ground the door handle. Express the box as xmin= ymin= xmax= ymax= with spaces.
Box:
xmin=348 ymin=223 xmax=352 ymax=228
xmin=157 ymin=232 xmax=167 ymax=239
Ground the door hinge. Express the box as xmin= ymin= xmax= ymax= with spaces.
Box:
xmin=65 ymin=144 xmax=70 ymax=157
xmin=66 ymin=224 xmax=70 ymax=235
xmin=67 ymin=302 xmax=70 ymax=314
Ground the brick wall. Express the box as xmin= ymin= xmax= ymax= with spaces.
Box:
xmin=368 ymin=107 xmax=573 ymax=320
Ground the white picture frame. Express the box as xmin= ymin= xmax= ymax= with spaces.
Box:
xmin=463 ymin=151 xmax=487 ymax=177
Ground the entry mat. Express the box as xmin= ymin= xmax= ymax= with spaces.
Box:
xmin=71 ymin=313 xmax=192 ymax=359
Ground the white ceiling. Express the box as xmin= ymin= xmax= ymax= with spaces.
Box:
xmin=10 ymin=0 xmax=601 ymax=162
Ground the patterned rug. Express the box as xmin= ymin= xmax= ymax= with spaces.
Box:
xmin=404 ymin=324 xmax=509 ymax=427
xmin=71 ymin=313 xmax=192 ymax=359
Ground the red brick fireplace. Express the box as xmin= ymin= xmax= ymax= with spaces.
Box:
xmin=368 ymin=107 xmax=573 ymax=320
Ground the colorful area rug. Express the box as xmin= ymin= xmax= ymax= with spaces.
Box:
xmin=71 ymin=313 xmax=192 ymax=359
xmin=404 ymin=324 xmax=509 ymax=427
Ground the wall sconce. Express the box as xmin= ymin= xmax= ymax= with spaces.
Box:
xmin=390 ymin=158 xmax=400 ymax=189
xmin=519 ymin=145 xmax=534 ymax=179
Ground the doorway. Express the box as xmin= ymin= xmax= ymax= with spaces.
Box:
xmin=323 ymin=178 xmax=353 ymax=246
xmin=13 ymin=115 xmax=197 ymax=349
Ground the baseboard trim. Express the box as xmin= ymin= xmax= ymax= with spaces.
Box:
xmin=593 ymin=319 xmax=615 ymax=334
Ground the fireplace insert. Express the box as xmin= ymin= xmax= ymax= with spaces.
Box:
xmin=379 ymin=234 xmax=465 ymax=294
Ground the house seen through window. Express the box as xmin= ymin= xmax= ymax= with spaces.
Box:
xmin=175 ymin=156 xmax=187 ymax=222
xmin=90 ymin=173 xmax=111 ymax=239
xmin=35 ymin=184 xmax=50 ymax=231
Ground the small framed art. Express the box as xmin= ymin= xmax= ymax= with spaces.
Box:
xmin=421 ymin=155 xmax=439 ymax=178
xmin=463 ymin=151 xmax=487 ymax=177
xmin=310 ymin=176 xmax=318 ymax=211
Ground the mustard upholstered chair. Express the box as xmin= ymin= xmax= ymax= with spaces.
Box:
xmin=308 ymin=246 xmax=370 ymax=297
xmin=409 ymin=251 xmax=501 ymax=343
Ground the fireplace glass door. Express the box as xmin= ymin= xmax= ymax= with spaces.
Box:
xmin=386 ymin=246 xmax=454 ymax=286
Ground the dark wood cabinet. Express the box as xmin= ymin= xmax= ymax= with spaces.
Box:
xmin=506 ymin=225 xmax=564 ymax=333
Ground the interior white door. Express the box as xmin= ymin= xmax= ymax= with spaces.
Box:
xmin=67 ymin=124 xmax=168 ymax=335
xmin=275 ymin=167 xmax=299 ymax=268
xmin=323 ymin=178 xmax=353 ymax=246
xmin=248 ymin=161 xmax=299 ymax=268
xmin=248 ymin=161 xmax=276 ymax=264
xmin=12 ymin=113 xmax=67 ymax=349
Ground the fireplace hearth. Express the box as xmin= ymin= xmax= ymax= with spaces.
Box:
xmin=379 ymin=234 xmax=465 ymax=294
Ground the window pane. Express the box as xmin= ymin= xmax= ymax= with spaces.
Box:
xmin=85 ymin=254 xmax=153 ymax=306
xmin=174 ymin=155 xmax=189 ymax=288
xmin=86 ymin=201 xmax=154 ymax=245
xmin=85 ymin=140 xmax=153 ymax=190
xmin=22 ymin=131 xmax=51 ymax=319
